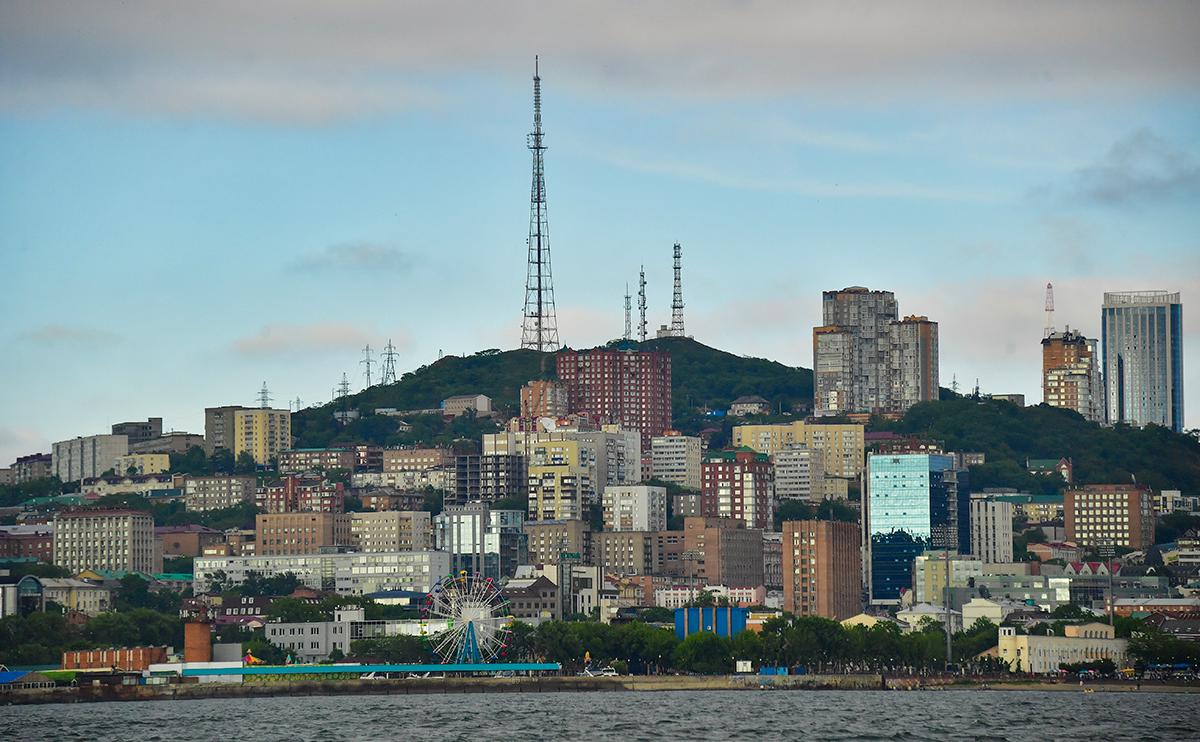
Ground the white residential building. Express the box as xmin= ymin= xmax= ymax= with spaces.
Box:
xmin=349 ymin=511 xmax=432 ymax=552
xmin=650 ymin=434 xmax=702 ymax=490
xmin=193 ymin=550 xmax=450 ymax=596
xmin=52 ymin=434 xmax=129 ymax=482
xmin=970 ymin=494 xmax=1015 ymax=563
xmin=772 ymin=445 xmax=825 ymax=501
xmin=602 ymin=485 xmax=668 ymax=532
xmin=184 ymin=476 xmax=258 ymax=511
xmin=483 ymin=426 xmax=641 ymax=490
xmin=53 ymin=509 xmax=161 ymax=575
xmin=997 ymin=624 xmax=1129 ymax=674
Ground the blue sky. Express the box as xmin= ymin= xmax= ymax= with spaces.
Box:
xmin=1 ymin=2 xmax=1198 ymax=464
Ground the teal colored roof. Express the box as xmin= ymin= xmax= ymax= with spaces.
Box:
xmin=153 ymin=573 xmax=193 ymax=581
xmin=992 ymin=493 xmax=1063 ymax=505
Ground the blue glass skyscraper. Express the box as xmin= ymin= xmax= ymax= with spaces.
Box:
xmin=866 ymin=453 xmax=969 ymax=604
xmin=1102 ymin=291 xmax=1184 ymax=432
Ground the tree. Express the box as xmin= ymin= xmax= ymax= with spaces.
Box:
xmin=265 ymin=597 xmax=323 ymax=624
xmin=673 ymin=632 xmax=733 ymax=674
xmin=234 ymin=452 xmax=259 ymax=474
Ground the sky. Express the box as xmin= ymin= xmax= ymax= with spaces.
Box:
xmin=1 ymin=1 xmax=1198 ymax=465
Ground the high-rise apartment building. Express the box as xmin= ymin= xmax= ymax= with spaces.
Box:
xmin=1102 ymin=291 xmax=1184 ymax=432
xmin=968 ymin=493 xmax=1014 ymax=563
xmin=602 ymin=485 xmax=667 ymax=532
xmin=593 ymin=531 xmax=655 ymax=575
xmin=650 ymin=433 xmax=702 ymax=490
xmin=524 ymin=519 xmax=591 ymax=566
xmin=555 ymin=348 xmax=671 ymax=452
xmin=382 ymin=447 xmax=454 ymax=471
xmin=484 ymin=426 xmax=640 ymax=491
xmin=434 ymin=503 xmax=526 ymax=579
xmin=527 ymin=439 xmax=592 ymax=521
xmin=233 ymin=408 xmax=291 ymax=466
xmin=53 ymin=509 xmax=160 ymax=574
xmin=261 ymin=476 xmax=345 ymax=513
xmin=350 ymin=510 xmax=432 ymax=553
xmin=701 ymin=449 xmax=774 ymax=531
xmin=204 ymin=405 xmax=246 ymax=454
xmin=111 ymin=418 xmax=163 ymax=446
xmin=890 ymin=316 xmax=939 ymax=412
xmin=866 ymin=453 xmax=970 ymax=604
xmin=454 ymin=454 xmax=528 ymax=505
xmin=1065 ymin=484 xmax=1155 ymax=550
xmin=732 ymin=421 xmax=865 ymax=479
xmin=682 ymin=517 xmax=764 ymax=588
xmin=520 ymin=380 xmax=569 ymax=420
xmin=255 ymin=512 xmax=351 ymax=556
xmin=12 ymin=453 xmax=52 ymax=483
xmin=1042 ymin=329 xmax=1104 ymax=423
xmin=772 ymin=445 xmax=825 ymax=501
xmin=813 ymin=287 xmax=938 ymax=417
xmin=782 ymin=520 xmax=861 ymax=620
xmin=52 ymin=434 xmax=129 ymax=482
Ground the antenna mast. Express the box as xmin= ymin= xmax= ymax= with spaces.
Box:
xmin=670 ymin=242 xmax=685 ymax=336
xmin=361 ymin=344 xmax=374 ymax=388
xmin=638 ymin=265 xmax=648 ymax=342
xmin=1044 ymin=282 xmax=1055 ymax=338
xmin=381 ymin=339 xmax=399 ymax=385
xmin=624 ymin=283 xmax=632 ymax=340
xmin=257 ymin=381 xmax=272 ymax=409
xmin=520 ymin=56 xmax=560 ymax=351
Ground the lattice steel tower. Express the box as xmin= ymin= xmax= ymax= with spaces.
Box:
xmin=1043 ymin=282 xmax=1055 ymax=338
xmin=381 ymin=339 xmax=399 ymax=385
xmin=520 ymin=56 xmax=559 ymax=351
xmin=638 ymin=266 xmax=648 ymax=342
xmin=669 ymin=242 xmax=685 ymax=336
xmin=624 ymin=283 xmax=632 ymax=340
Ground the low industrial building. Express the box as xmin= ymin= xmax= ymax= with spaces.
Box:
xmin=996 ymin=623 xmax=1128 ymax=674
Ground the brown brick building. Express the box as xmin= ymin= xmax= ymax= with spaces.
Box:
xmin=260 ymin=476 xmax=345 ymax=513
xmin=682 ymin=516 xmax=764 ymax=588
xmin=701 ymin=449 xmax=774 ymax=530
xmin=1065 ymin=484 xmax=1155 ymax=550
xmin=382 ymin=448 xmax=454 ymax=472
xmin=156 ymin=524 xmax=225 ymax=557
xmin=255 ymin=512 xmax=351 ymax=556
xmin=555 ymin=348 xmax=671 ymax=452
xmin=62 ymin=646 xmax=167 ymax=671
xmin=782 ymin=519 xmax=861 ymax=620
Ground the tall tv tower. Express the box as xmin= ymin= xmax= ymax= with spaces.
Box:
xmin=1044 ymin=282 xmax=1056 ymax=338
xmin=520 ymin=56 xmax=559 ymax=352
xmin=638 ymin=266 xmax=648 ymax=342
xmin=669 ymin=242 xmax=685 ymax=337
xmin=381 ymin=339 xmax=399 ymax=385
xmin=360 ymin=344 xmax=374 ymax=388
xmin=623 ymin=283 xmax=632 ymax=340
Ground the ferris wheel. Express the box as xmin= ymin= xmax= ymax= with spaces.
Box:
xmin=420 ymin=572 xmax=513 ymax=664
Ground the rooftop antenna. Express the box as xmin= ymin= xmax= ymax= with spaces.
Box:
xmin=638 ymin=265 xmax=647 ymax=342
xmin=293 ymin=396 xmax=303 ymax=412
xmin=257 ymin=381 xmax=272 ymax=409
xmin=361 ymin=344 xmax=375 ymax=388
xmin=623 ymin=283 xmax=632 ymax=340
xmin=1044 ymin=282 xmax=1055 ymax=338
xmin=670 ymin=242 xmax=685 ymax=337
xmin=520 ymin=55 xmax=560 ymax=352
xmin=974 ymin=378 xmax=981 ymax=398
xmin=381 ymin=339 xmax=399 ymax=385
xmin=337 ymin=373 xmax=351 ymax=411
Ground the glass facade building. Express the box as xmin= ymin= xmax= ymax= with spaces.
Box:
xmin=1102 ymin=291 xmax=1184 ymax=432
xmin=867 ymin=454 xmax=969 ymax=604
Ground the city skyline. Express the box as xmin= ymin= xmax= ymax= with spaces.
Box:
xmin=2 ymin=2 xmax=1198 ymax=464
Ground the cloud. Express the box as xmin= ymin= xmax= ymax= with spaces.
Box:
xmin=289 ymin=243 xmax=413 ymax=274
xmin=2 ymin=2 xmax=1198 ymax=122
xmin=1065 ymin=129 xmax=1200 ymax=207
xmin=17 ymin=324 xmax=122 ymax=348
xmin=0 ymin=426 xmax=50 ymax=467
xmin=230 ymin=322 xmax=380 ymax=358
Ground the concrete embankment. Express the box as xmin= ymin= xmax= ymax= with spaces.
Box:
xmin=3 ymin=674 xmax=1196 ymax=706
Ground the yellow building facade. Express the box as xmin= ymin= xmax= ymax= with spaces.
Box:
xmin=233 ymin=408 xmax=292 ymax=466
xmin=113 ymin=453 xmax=171 ymax=476
xmin=527 ymin=439 xmax=593 ymax=521
xmin=732 ymin=421 xmax=865 ymax=478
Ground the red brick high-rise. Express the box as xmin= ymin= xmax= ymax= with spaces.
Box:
xmin=555 ymin=348 xmax=671 ymax=451
xmin=782 ymin=520 xmax=861 ymax=620
xmin=701 ymin=449 xmax=774 ymax=530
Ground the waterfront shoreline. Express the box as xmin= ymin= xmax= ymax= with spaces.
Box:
xmin=4 ymin=674 xmax=1198 ymax=706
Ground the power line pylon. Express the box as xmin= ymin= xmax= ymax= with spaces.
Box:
xmin=381 ymin=339 xmax=399 ymax=385
xmin=361 ymin=344 xmax=374 ymax=388
xmin=257 ymin=382 xmax=272 ymax=409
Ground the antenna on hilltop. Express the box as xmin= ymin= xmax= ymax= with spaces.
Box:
xmin=638 ymin=266 xmax=648 ymax=343
xmin=293 ymin=396 xmax=302 ymax=412
xmin=257 ymin=381 xmax=272 ymax=409
xmin=951 ymin=374 xmax=959 ymax=395
xmin=670 ymin=242 xmax=685 ymax=337
xmin=381 ymin=340 xmax=399 ymax=385
xmin=1044 ymin=282 xmax=1055 ymax=338
xmin=624 ymin=283 xmax=632 ymax=340
xmin=520 ymin=55 xmax=560 ymax=352
xmin=361 ymin=344 xmax=375 ymax=388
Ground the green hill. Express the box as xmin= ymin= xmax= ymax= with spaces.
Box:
xmin=882 ymin=398 xmax=1200 ymax=495
xmin=292 ymin=338 xmax=813 ymax=448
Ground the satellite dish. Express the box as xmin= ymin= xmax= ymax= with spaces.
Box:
xmin=539 ymin=417 xmax=557 ymax=432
